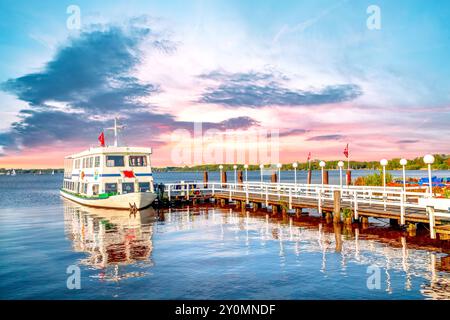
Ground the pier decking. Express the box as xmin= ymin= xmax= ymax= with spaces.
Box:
xmin=158 ymin=181 xmax=450 ymax=240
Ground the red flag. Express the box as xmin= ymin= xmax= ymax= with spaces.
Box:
xmin=98 ymin=131 xmax=105 ymax=147
xmin=343 ymin=144 xmax=349 ymax=158
xmin=307 ymin=152 xmax=311 ymax=161
xmin=122 ymin=170 xmax=135 ymax=178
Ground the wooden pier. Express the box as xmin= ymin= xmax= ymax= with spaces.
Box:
xmin=158 ymin=180 xmax=450 ymax=240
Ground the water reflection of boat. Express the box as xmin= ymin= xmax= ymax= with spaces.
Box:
xmin=63 ymin=199 xmax=157 ymax=281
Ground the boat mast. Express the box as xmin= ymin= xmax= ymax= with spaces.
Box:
xmin=106 ymin=117 xmax=125 ymax=147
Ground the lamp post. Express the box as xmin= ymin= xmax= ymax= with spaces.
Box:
xmin=244 ymin=164 xmax=249 ymax=182
xmin=400 ymin=159 xmax=407 ymax=192
xmin=276 ymin=163 xmax=282 ymax=186
xmin=259 ymin=164 xmax=264 ymax=184
xmin=423 ymin=154 xmax=435 ymax=197
xmin=380 ymin=159 xmax=388 ymax=191
xmin=293 ymin=162 xmax=298 ymax=186
xmin=338 ymin=161 xmax=344 ymax=190
xmin=380 ymin=159 xmax=388 ymax=210
xmin=233 ymin=165 xmax=237 ymax=186
xmin=319 ymin=161 xmax=326 ymax=188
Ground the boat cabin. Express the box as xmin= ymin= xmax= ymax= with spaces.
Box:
xmin=62 ymin=146 xmax=154 ymax=197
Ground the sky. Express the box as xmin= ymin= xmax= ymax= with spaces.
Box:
xmin=0 ymin=0 xmax=449 ymax=168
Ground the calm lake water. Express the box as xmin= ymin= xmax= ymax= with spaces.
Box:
xmin=0 ymin=171 xmax=449 ymax=300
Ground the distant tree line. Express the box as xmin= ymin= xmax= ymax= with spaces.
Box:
xmin=153 ymin=154 xmax=449 ymax=172
xmin=1 ymin=154 xmax=448 ymax=173
xmin=0 ymin=169 xmax=63 ymax=174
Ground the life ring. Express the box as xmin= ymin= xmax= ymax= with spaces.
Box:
xmin=80 ymin=171 xmax=85 ymax=180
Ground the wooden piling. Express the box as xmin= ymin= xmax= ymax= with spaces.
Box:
xmin=346 ymin=170 xmax=352 ymax=185
xmin=282 ymin=207 xmax=288 ymax=220
xmin=272 ymin=205 xmax=278 ymax=214
xmin=307 ymin=169 xmax=312 ymax=184
xmin=238 ymin=170 xmax=243 ymax=189
xmin=333 ymin=190 xmax=341 ymax=223
xmin=361 ymin=216 xmax=369 ymax=228
xmin=221 ymin=171 xmax=227 ymax=187
xmin=407 ymin=222 xmax=417 ymax=237
xmin=203 ymin=171 xmax=208 ymax=188
xmin=323 ymin=170 xmax=329 ymax=185
xmin=271 ymin=173 xmax=278 ymax=183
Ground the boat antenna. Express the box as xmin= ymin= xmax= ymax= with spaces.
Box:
xmin=105 ymin=117 xmax=125 ymax=147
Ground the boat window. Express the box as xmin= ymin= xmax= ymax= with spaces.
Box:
xmin=105 ymin=183 xmax=117 ymax=194
xmin=129 ymin=155 xmax=147 ymax=167
xmin=106 ymin=155 xmax=124 ymax=167
xmin=82 ymin=158 xmax=86 ymax=168
xmin=88 ymin=157 xmax=93 ymax=168
xmin=94 ymin=156 xmax=100 ymax=167
xmin=138 ymin=182 xmax=150 ymax=192
xmin=122 ymin=183 xmax=135 ymax=194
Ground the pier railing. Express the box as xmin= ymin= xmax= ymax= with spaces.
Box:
xmin=162 ymin=181 xmax=450 ymax=238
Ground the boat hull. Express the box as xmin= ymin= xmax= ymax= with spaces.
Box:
xmin=60 ymin=189 xmax=157 ymax=209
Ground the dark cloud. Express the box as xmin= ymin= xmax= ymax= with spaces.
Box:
xmin=2 ymin=25 xmax=161 ymax=112
xmin=279 ymin=129 xmax=308 ymax=137
xmin=397 ymin=139 xmax=419 ymax=144
xmin=0 ymin=108 xmax=259 ymax=153
xmin=212 ymin=116 xmax=259 ymax=130
xmin=0 ymin=22 xmax=258 ymax=154
xmin=307 ymin=134 xmax=345 ymax=141
xmin=198 ymin=70 xmax=362 ymax=107
xmin=3 ymin=109 xmax=103 ymax=149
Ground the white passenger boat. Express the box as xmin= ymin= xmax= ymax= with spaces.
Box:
xmin=60 ymin=118 xmax=157 ymax=209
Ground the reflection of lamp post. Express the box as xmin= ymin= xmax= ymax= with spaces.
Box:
xmin=277 ymin=163 xmax=282 ymax=184
xmin=423 ymin=154 xmax=435 ymax=197
xmin=233 ymin=165 xmax=237 ymax=186
xmin=400 ymin=158 xmax=407 ymax=192
xmin=319 ymin=161 xmax=326 ymax=188
xmin=244 ymin=164 xmax=248 ymax=182
xmin=293 ymin=162 xmax=298 ymax=186
xmin=338 ymin=161 xmax=344 ymax=190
